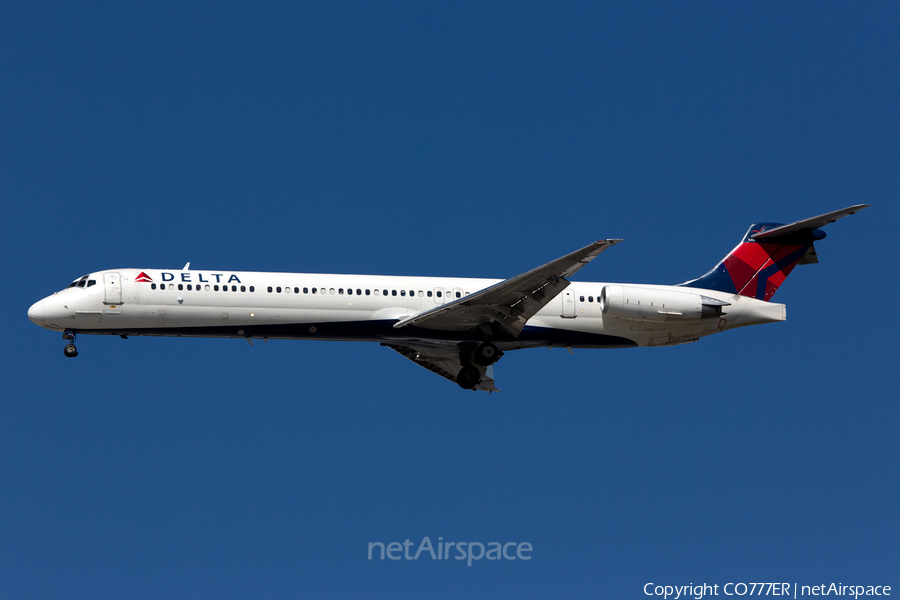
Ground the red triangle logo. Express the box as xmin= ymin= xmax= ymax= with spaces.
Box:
xmin=135 ymin=271 xmax=153 ymax=282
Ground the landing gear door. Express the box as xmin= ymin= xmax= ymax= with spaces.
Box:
xmin=104 ymin=272 xmax=122 ymax=304
xmin=561 ymin=289 xmax=576 ymax=318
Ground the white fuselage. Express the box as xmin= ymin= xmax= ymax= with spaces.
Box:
xmin=28 ymin=268 xmax=785 ymax=351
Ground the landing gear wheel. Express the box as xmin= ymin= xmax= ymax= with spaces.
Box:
xmin=457 ymin=366 xmax=480 ymax=390
xmin=473 ymin=342 xmax=500 ymax=366
xmin=63 ymin=343 xmax=78 ymax=358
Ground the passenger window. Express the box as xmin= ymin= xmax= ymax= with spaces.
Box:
xmin=329 ymin=288 xmax=335 ymax=295
xmin=187 ymin=284 xmax=192 ymax=290
xmin=339 ymin=288 xmax=344 ymax=295
xmin=418 ymin=291 xmax=423 ymax=297
xmin=374 ymin=289 xmax=380 ymax=296
xmin=347 ymin=289 xmax=352 ymax=295
xmin=249 ymin=286 xmax=254 ymax=292
xmin=151 ymin=283 xmax=156 ymax=290
xmin=409 ymin=290 xmax=414 ymax=296
xmin=215 ymin=285 xmax=220 ymax=291
xmin=588 ymin=296 xmax=593 ymax=302
xmin=383 ymin=290 xmax=388 ymax=296
xmin=277 ymin=287 xmax=282 ymax=293
xmin=303 ymin=287 xmax=308 ymax=294
xmin=400 ymin=290 xmax=406 ymax=296
xmin=241 ymin=285 xmax=246 ymax=292
xmin=178 ymin=284 xmax=183 ymax=290
xmin=169 ymin=284 xmax=175 ymax=290
xmin=357 ymin=289 xmax=362 ymax=295
xmin=427 ymin=291 xmax=432 ymax=297
xmin=267 ymin=286 xmax=272 ymax=292
xmin=437 ymin=291 xmax=442 ymax=297
xmin=455 ymin=291 xmax=461 ymax=298
xmin=293 ymin=287 xmax=298 ymax=293
xmin=311 ymin=287 xmax=317 ymax=294
xmin=579 ymin=296 xmax=584 ymax=302
xmin=206 ymin=285 xmax=212 ymax=291
xmin=320 ymin=288 xmax=326 ymax=295
xmin=231 ymin=285 xmax=236 ymax=292
xmin=365 ymin=289 xmax=370 ymax=296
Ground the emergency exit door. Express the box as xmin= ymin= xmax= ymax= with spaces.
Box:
xmin=561 ymin=289 xmax=576 ymax=317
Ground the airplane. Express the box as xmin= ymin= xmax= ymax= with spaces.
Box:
xmin=28 ymin=205 xmax=868 ymax=391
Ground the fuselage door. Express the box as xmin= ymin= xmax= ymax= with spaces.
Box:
xmin=433 ymin=287 xmax=445 ymax=304
xmin=561 ymin=289 xmax=576 ymax=318
xmin=104 ymin=272 xmax=122 ymax=304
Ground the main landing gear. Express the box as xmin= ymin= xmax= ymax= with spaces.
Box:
xmin=63 ymin=330 xmax=78 ymax=358
xmin=456 ymin=342 xmax=505 ymax=390
xmin=473 ymin=342 xmax=502 ymax=367
xmin=457 ymin=365 xmax=480 ymax=390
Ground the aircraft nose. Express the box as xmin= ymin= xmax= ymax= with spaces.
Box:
xmin=28 ymin=299 xmax=44 ymax=326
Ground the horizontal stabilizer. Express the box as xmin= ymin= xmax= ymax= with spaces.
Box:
xmin=751 ymin=204 xmax=870 ymax=239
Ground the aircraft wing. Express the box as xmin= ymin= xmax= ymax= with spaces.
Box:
xmin=382 ymin=343 xmax=500 ymax=392
xmin=393 ymin=239 xmax=621 ymax=338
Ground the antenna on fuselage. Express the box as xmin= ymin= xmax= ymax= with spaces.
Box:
xmin=182 ymin=262 xmax=190 ymax=270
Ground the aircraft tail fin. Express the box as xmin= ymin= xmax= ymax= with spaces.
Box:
xmin=679 ymin=204 xmax=869 ymax=302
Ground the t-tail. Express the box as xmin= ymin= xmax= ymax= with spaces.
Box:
xmin=680 ymin=205 xmax=870 ymax=301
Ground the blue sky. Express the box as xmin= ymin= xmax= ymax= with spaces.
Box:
xmin=2 ymin=3 xmax=897 ymax=598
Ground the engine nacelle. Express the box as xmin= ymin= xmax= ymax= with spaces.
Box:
xmin=599 ymin=285 xmax=728 ymax=323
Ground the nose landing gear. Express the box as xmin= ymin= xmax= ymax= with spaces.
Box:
xmin=63 ymin=330 xmax=78 ymax=358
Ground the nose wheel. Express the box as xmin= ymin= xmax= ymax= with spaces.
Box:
xmin=62 ymin=330 xmax=78 ymax=357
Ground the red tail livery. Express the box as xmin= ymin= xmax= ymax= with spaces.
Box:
xmin=681 ymin=205 xmax=869 ymax=301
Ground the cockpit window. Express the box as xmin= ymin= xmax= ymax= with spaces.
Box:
xmin=67 ymin=275 xmax=89 ymax=289
xmin=87 ymin=280 xmax=96 ymax=287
